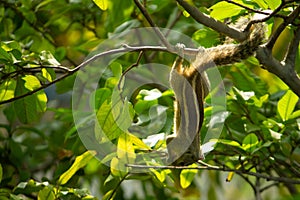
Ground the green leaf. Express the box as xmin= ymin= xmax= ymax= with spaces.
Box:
xmin=150 ymin=169 xmax=166 ymax=183
xmin=0 ymin=79 xmax=16 ymax=102
xmin=180 ymin=164 xmax=198 ymax=189
xmin=242 ymin=133 xmax=259 ymax=152
xmin=281 ymin=142 xmax=292 ymax=157
xmin=90 ymin=88 xmax=111 ymax=110
xmin=278 ymin=90 xmax=299 ymax=121
xmin=95 ymin=94 xmax=133 ymax=140
xmin=14 ymin=77 xmax=38 ymax=123
xmin=252 ymin=0 xmax=268 ymax=9
xmin=41 ymin=68 xmax=55 ymax=82
xmin=192 ymin=28 xmax=219 ymax=48
xmin=264 ymin=0 xmax=280 ymax=10
xmin=110 ymin=62 xmax=122 ymax=79
xmin=93 ymin=0 xmax=108 ymax=11
xmin=110 ymin=157 xmax=128 ymax=177
xmin=102 ymin=190 xmax=115 ymax=200
xmin=214 ymin=139 xmax=241 ymax=148
xmin=13 ymin=75 xmax=47 ymax=123
xmin=289 ymin=110 xmax=300 ymax=120
xmin=231 ymin=71 xmax=256 ymax=92
xmin=0 ymin=46 xmax=12 ymax=62
xmin=210 ymin=1 xmax=244 ymax=20
xmin=23 ymin=75 xmax=41 ymax=90
xmin=58 ymin=151 xmax=97 ymax=185
xmin=38 ymin=187 xmax=55 ymax=200
xmin=2 ymin=41 xmax=21 ymax=52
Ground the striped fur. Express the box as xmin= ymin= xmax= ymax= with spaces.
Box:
xmin=167 ymin=22 xmax=265 ymax=166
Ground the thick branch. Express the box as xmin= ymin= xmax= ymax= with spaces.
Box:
xmin=256 ymin=46 xmax=300 ymax=97
xmin=176 ymin=0 xmax=248 ymax=41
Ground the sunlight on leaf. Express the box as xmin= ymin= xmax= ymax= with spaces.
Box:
xmin=128 ymin=133 xmax=151 ymax=150
xmin=0 ymin=80 xmax=15 ymax=101
xmin=23 ymin=75 xmax=41 ymax=90
xmin=58 ymin=151 xmax=96 ymax=185
xmin=41 ymin=68 xmax=54 ymax=82
xmin=14 ymin=77 xmax=38 ymax=123
xmin=242 ymin=133 xmax=259 ymax=152
xmin=90 ymin=88 xmax=111 ymax=110
xmin=38 ymin=187 xmax=55 ymax=200
xmin=180 ymin=163 xmax=198 ymax=189
xmin=150 ymin=169 xmax=166 ymax=183
xmin=117 ymin=133 xmax=136 ymax=163
xmin=93 ymin=0 xmax=108 ymax=11
xmin=212 ymin=139 xmax=241 ymax=148
xmin=210 ymin=1 xmax=244 ymax=20
xmin=278 ymin=90 xmax=299 ymax=121
xmin=95 ymin=97 xmax=133 ymax=140
xmin=289 ymin=110 xmax=300 ymax=120
xmin=110 ymin=157 xmax=128 ymax=177
xmin=252 ymin=0 xmax=268 ymax=9
xmin=264 ymin=0 xmax=280 ymax=10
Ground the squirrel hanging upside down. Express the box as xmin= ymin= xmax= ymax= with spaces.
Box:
xmin=167 ymin=18 xmax=266 ymax=166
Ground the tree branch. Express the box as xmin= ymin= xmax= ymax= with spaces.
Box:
xmin=176 ymin=0 xmax=248 ymax=41
xmin=133 ymin=0 xmax=171 ymax=49
xmin=266 ymin=5 xmax=300 ymax=49
xmin=244 ymin=1 xmax=286 ymax=31
xmin=284 ymin=25 xmax=300 ymax=67
xmin=224 ymin=0 xmax=286 ymax=19
xmin=126 ymin=163 xmax=300 ymax=184
xmin=256 ymin=46 xmax=300 ymax=97
xmin=0 ymin=44 xmax=196 ymax=105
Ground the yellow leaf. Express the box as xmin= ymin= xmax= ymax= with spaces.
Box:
xmin=117 ymin=133 xmax=136 ymax=163
xmin=93 ymin=0 xmax=108 ymax=11
xmin=180 ymin=163 xmax=198 ymax=189
xmin=110 ymin=157 xmax=128 ymax=177
xmin=58 ymin=151 xmax=96 ymax=185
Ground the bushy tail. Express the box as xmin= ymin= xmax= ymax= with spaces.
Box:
xmin=193 ymin=21 xmax=266 ymax=69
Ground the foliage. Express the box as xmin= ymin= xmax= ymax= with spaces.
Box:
xmin=0 ymin=0 xmax=300 ymax=200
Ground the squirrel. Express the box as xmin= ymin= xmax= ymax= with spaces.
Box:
xmin=167 ymin=20 xmax=266 ymax=166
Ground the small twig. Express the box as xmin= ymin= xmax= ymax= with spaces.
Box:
xmin=255 ymin=177 xmax=263 ymax=200
xmin=224 ymin=0 xmax=270 ymax=16
xmin=225 ymin=0 xmax=287 ymax=32
xmin=107 ymin=172 xmax=130 ymax=199
xmin=260 ymin=182 xmax=279 ymax=193
xmin=238 ymin=173 xmax=256 ymax=194
xmin=126 ymin=163 xmax=300 ymax=184
xmin=0 ymin=72 xmax=74 ymax=105
xmin=133 ymin=0 xmax=171 ymax=49
xmin=118 ymin=51 xmax=144 ymax=91
xmin=266 ymin=5 xmax=300 ymax=49
xmin=284 ymin=25 xmax=300 ymax=67
xmin=244 ymin=2 xmax=285 ymax=31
